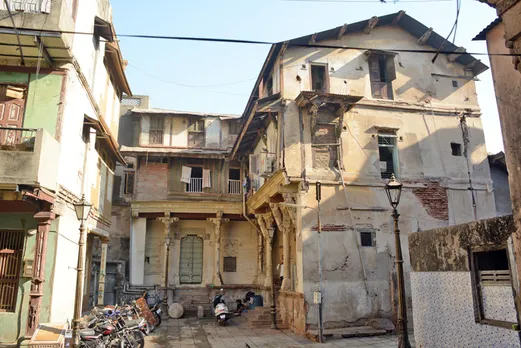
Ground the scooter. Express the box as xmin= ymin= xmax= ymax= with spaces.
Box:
xmin=144 ymin=290 xmax=162 ymax=329
xmin=213 ymin=290 xmax=230 ymax=326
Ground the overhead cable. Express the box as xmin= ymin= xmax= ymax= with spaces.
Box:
xmin=3 ymin=0 xmax=25 ymax=65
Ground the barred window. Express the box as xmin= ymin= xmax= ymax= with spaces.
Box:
xmin=0 ymin=231 xmax=24 ymax=312
xmin=378 ymin=134 xmax=398 ymax=179
xmin=149 ymin=117 xmax=163 ymax=145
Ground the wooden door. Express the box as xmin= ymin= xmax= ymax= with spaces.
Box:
xmin=0 ymin=84 xmax=26 ymax=145
xmin=179 ymin=235 xmax=203 ymax=284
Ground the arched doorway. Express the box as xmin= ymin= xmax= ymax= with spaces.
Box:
xmin=179 ymin=235 xmax=203 ymax=284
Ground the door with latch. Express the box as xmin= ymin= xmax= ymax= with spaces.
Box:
xmin=179 ymin=235 xmax=203 ymax=284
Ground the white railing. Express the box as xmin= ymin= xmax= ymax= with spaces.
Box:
xmin=228 ymin=179 xmax=241 ymax=195
xmin=186 ymin=178 xmax=203 ymax=193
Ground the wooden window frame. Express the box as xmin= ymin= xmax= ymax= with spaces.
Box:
xmin=360 ymin=230 xmax=376 ymax=247
xmin=368 ymin=54 xmax=396 ymax=100
xmin=309 ymin=63 xmax=329 ymax=93
xmin=149 ymin=116 xmax=164 ymax=145
xmin=469 ymin=246 xmax=517 ymax=329
xmin=123 ymin=171 xmax=135 ymax=194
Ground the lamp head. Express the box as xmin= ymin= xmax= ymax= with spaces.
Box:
xmin=73 ymin=194 xmax=92 ymax=222
xmin=385 ymin=174 xmax=403 ymax=209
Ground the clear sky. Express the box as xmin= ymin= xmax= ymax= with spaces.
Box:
xmin=110 ymin=0 xmax=504 ymax=154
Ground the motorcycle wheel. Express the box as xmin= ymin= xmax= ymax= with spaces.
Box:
xmin=133 ymin=331 xmax=145 ymax=348
xmin=120 ymin=334 xmax=137 ymax=348
xmin=154 ymin=313 xmax=162 ymax=328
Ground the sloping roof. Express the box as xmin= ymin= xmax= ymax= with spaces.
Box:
xmin=285 ymin=12 xmax=487 ymax=76
xmin=473 ymin=18 xmax=502 ymax=41
xmin=231 ymin=11 xmax=488 ymax=157
xmin=131 ymin=108 xmax=240 ymax=120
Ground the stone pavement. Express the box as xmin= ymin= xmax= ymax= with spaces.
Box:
xmin=145 ymin=317 xmax=416 ymax=348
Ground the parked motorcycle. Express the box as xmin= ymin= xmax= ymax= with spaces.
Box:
xmin=212 ymin=289 xmax=230 ymax=326
xmin=144 ymin=290 xmax=162 ymax=329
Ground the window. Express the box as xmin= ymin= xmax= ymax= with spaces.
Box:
xmin=369 ymin=54 xmax=396 ymax=100
xmin=228 ymin=168 xmax=241 ymax=194
xmin=149 ymin=117 xmax=163 ymax=145
xmin=121 ymin=98 xmax=142 ymax=107
xmin=0 ymin=231 xmax=24 ymax=312
xmin=471 ymin=248 xmax=517 ymax=327
xmin=311 ymin=64 xmax=328 ymax=93
xmin=188 ymin=119 xmax=205 ymax=148
xmin=451 ymin=142 xmax=462 ymax=156
xmin=378 ymin=133 xmax=398 ymax=179
xmin=360 ymin=231 xmax=375 ymax=247
xmin=452 ymin=80 xmax=459 ymax=88
xmin=186 ymin=166 xmax=203 ymax=193
xmin=124 ymin=171 xmax=135 ymax=194
xmin=229 ymin=121 xmax=241 ymax=135
xmin=223 ymin=257 xmax=237 ymax=272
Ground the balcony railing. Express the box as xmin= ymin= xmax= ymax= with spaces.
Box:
xmin=228 ymin=179 xmax=241 ymax=195
xmin=0 ymin=127 xmax=37 ymax=151
xmin=0 ymin=0 xmax=51 ymax=13
xmin=186 ymin=178 xmax=203 ymax=193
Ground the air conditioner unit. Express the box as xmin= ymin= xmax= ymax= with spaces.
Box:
xmin=249 ymin=154 xmax=259 ymax=175
xmin=260 ymin=154 xmax=274 ymax=176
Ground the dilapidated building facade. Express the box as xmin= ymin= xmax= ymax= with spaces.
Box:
xmin=110 ymin=11 xmax=498 ymax=336
xmin=232 ymin=11 xmax=496 ymax=334
xmin=0 ymin=0 xmax=131 ymax=344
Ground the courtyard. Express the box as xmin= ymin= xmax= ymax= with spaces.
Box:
xmin=145 ymin=317 xmax=417 ymax=348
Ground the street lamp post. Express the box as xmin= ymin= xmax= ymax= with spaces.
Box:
xmin=163 ymin=236 xmax=172 ymax=317
xmin=72 ymin=194 xmax=92 ymax=348
xmin=384 ymin=174 xmax=411 ymax=348
xmin=267 ymin=227 xmax=277 ymax=329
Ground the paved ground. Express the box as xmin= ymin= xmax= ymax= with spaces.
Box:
xmin=145 ymin=317 xmax=416 ymax=348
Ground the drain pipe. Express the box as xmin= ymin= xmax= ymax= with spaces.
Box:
xmin=460 ymin=113 xmax=477 ymax=220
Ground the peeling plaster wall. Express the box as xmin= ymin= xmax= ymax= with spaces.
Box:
xmin=282 ymin=27 xmax=479 ymax=108
xmin=141 ymin=220 xmax=257 ymax=287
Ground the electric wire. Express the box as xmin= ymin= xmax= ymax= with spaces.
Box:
xmin=432 ymin=0 xmax=461 ymax=63
xmin=7 ymin=27 xmax=521 ymax=58
xmin=127 ymin=64 xmax=249 ymax=97
xmin=283 ymin=0 xmax=452 ymax=2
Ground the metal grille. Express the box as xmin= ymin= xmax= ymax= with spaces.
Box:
xmin=0 ymin=231 xmax=24 ymax=312
xmin=121 ymin=98 xmax=142 ymax=106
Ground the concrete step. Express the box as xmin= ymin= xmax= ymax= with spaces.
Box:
xmin=306 ymin=326 xmax=388 ymax=343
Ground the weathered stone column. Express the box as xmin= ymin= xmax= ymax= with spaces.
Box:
xmin=156 ymin=215 xmax=179 ymax=290
xmin=97 ymin=237 xmax=109 ymax=306
xmin=208 ymin=211 xmax=229 ymax=285
xmin=27 ymin=211 xmax=55 ymax=337
xmin=281 ymin=213 xmax=292 ymax=290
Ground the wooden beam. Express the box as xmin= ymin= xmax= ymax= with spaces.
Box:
xmin=364 ymin=16 xmax=379 ymax=34
xmin=448 ymin=47 xmax=466 ymax=62
xmin=417 ymin=27 xmax=433 ymax=45
xmin=33 ymin=36 xmax=53 ymax=66
xmin=337 ymin=23 xmax=348 ymax=40
xmin=309 ymin=32 xmax=318 ymax=45
xmin=392 ymin=10 xmax=405 ymax=26
xmin=465 ymin=59 xmax=480 ymax=71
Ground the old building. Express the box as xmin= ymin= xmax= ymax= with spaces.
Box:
xmin=232 ymin=12 xmax=496 ymax=334
xmin=0 ymin=0 xmax=130 ymax=344
xmin=474 ymin=15 xmax=521 ymax=323
xmin=110 ymin=96 xmax=262 ymax=312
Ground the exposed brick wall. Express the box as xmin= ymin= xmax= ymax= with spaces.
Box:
xmin=135 ymin=159 xmax=168 ymax=201
xmin=412 ymin=181 xmax=449 ymax=221
xmin=311 ymin=224 xmax=347 ymax=232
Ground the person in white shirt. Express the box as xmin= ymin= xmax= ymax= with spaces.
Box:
xmin=277 ymin=259 xmax=284 ymax=284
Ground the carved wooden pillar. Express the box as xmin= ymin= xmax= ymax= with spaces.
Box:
xmin=26 ymin=211 xmax=55 ymax=337
xmin=156 ymin=215 xmax=179 ymax=289
xmin=97 ymin=237 xmax=109 ymax=306
xmin=281 ymin=213 xmax=292 ymax=291
xmin=257 ymin=214 xmax=274 ymax=288
xmin=207 ymin=211 xmax=229 ymax=285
